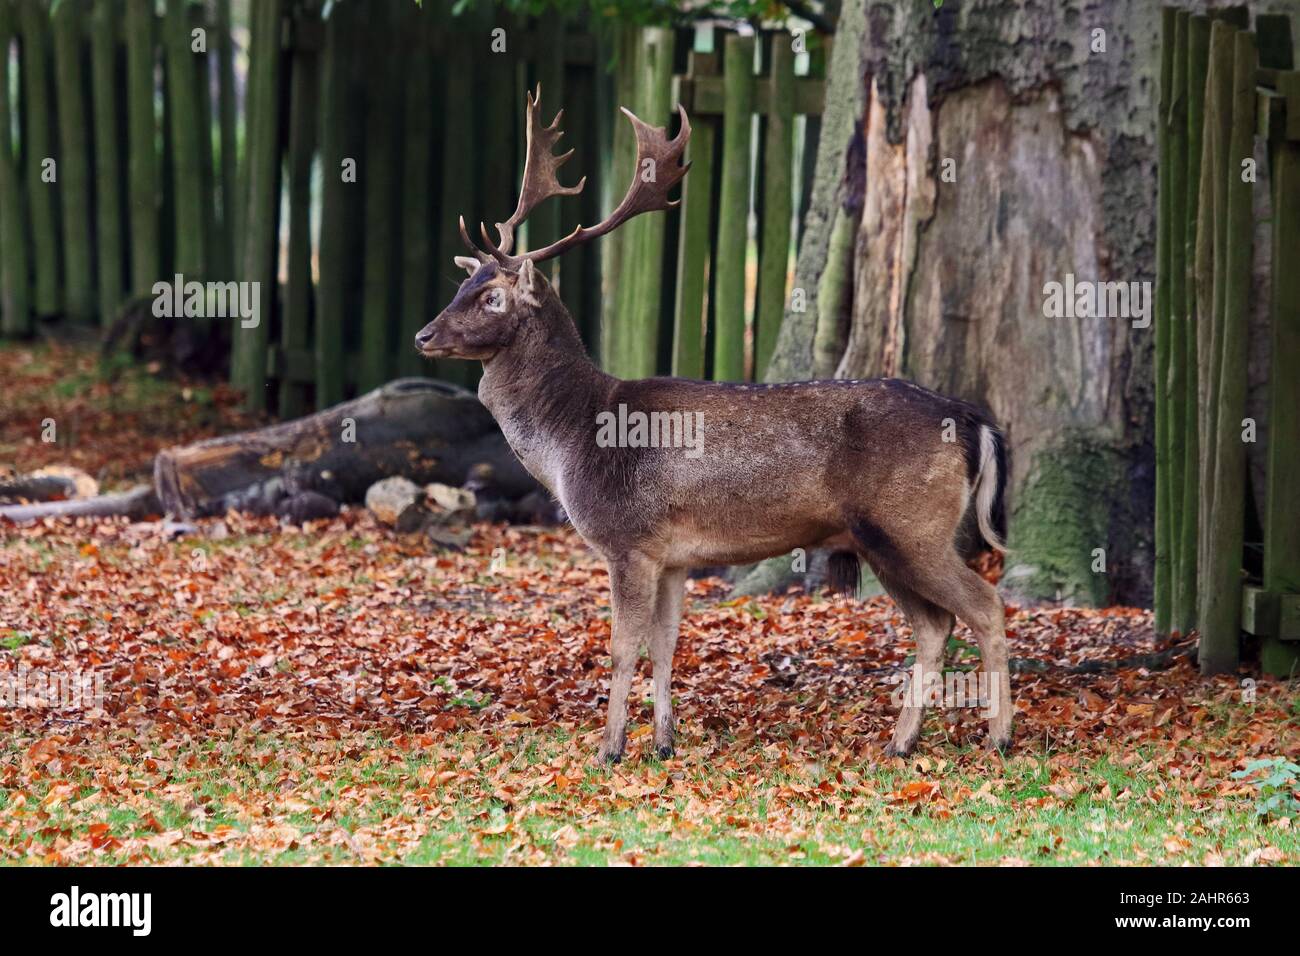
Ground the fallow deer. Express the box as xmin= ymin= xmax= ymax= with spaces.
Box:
xmin=416 ymin=89 xmax=1012 ymax=763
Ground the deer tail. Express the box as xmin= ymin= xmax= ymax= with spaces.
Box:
xmin=972 ymin=423 xmax=1008 ymax=554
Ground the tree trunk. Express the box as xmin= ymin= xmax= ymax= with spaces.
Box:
xmin=769 ymin=0 xmax=1171 ymax=606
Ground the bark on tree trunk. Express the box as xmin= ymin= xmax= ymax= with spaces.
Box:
xmin=767 ymin=0 xmax=1170 ymax=606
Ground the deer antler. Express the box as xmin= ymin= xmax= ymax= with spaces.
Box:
xmin=461 ymin=89 xmax=691 ymax=269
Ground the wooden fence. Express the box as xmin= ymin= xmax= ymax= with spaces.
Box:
xmin=1155 ymin=4 xmax=1299 ymax=677
xmin=0 ymin=0 xmax=237 ymax=338
xmin=0 ymin=4 xmax=827 ymax=416
xmin=230 ymin=4 xmax=827 ymax=415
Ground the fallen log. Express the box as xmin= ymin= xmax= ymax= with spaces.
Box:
xmin=0 ymin=474 xmax=77 ymax=503
xmin=153 ymin=378 xmax=538 ymax=519
xmin=0 ymin=485 xmax=159 ymax=524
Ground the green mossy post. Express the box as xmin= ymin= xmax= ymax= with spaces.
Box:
xmin=125 ymin=0 xmax=159 ymax=297
xmin=214 ymin=0 xmax=237 ymax=277
xmin=1200 ymin=29 xmax=1254 ymax=676
xmin=672 ymin=48 xmax=717 ymax=379
xmin=1177 ymin=13 xmax=1209 ymax=637
xmin=1197 ymin=20 xmax=1234 ymax=636
xmin=0 ymin=1 xmax=30 ymax=336
xmin=231 ymin=0 xmax=285 ymax=411
xmin=1154 ymin=7 xmax=1174 ymax=635
xmin=713 ymin=31 xmax=754 ymax=382
xmin=50 ymin=0 xmax=94 ymax=323
xmin=90 ymin=0 xmax=124 ymax=323
xmin=358 ymin=1 xmax=400 ymax=394
xmin=1261 ymin=76 xmax=1300 ymax=676
xmin=163 ymin=0 xmax=206 ymax=281
xmin=620 ymin=26 xmax=673 ymax=380
xmin=315 ymin=0 xmax=363 ymax=408
xmin=19 ymin=0 xmax=58 ymax=318
xmin=397 ymin=4 xmax=433 ymax=382
xmin=755 ymin=36 xmax=793 ymax=381
xmin=190 ymin=2 xmax=216 ymax=282
xmin=603 ymin=26 xmax=639 ymax=377
xmin=280 ymin=2 xmax=321 ymax=419
xmin=1165 ymin=12 xmax=1188 ymax=632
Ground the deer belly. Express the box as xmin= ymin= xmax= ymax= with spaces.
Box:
xmin=663 ymin=512 xmax=838 ymax=567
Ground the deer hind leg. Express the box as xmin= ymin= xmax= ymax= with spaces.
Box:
xmin=875 ymin=572 xmax=954 ymax=757
xmin=903 ymin=555 xmax=1012 ymax=751
xmin=649 ymin=567 xmax=687 ymax=759
xmin=599 ymin=552 xmax=660 ymax=764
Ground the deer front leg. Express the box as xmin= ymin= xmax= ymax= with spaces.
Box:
xmin=598 ymin=553 xmax=660 ymax=764
xmin=650 ymin=567 xmax=687 ymax=759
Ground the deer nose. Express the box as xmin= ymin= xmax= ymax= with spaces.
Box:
xmin=414 ymin=327 xmax=434 ymax=350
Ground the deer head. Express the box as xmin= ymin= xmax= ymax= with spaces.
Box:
xmin=414 ymin=86 xmax=690 ymax=362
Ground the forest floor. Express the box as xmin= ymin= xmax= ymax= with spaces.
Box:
xmin=0 ymin=342 xmax=1296 ymax=866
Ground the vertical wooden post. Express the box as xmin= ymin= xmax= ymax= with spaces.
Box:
xmin=357 ymin=1 xmax=400 ymax=394
xmin=280 ymin=2 xmax=320 ymax=418
xmin=1177 ymin=13 xmax=1210 ymax=636
xmin=214 ymin=0 xmax=237 ymax=277
xmin=1165 ymin=13 xmax=1188 ymax=631
xmin=124 ymin=0 xmax=159 ymax=296
xmin=433 ymin=12 xmax=476 ymax=387
xmin=19 ymin=0 xmax=59 ymax=317
xmin=756 ymin=35 xmax=794 ymax=382
xmin=397 ymin=2 xmax=434 ymax=382
xmin=1200 ymin=28 xmax=1254 ymax=675
xmin=602 ymin=25 xmax=639 ymax=376
xmin=190 ymin=2 xmax=216 ymax=281
xmin=1261 ymin=72 xmax=1300 ymax=676
xmin=713 ymin=31 xmax=754 ymax=382
xmin=1154 ymin=7 xmax=1174 ymax=635
xmin=163 ymin=0 xmax=206 ymax=280
xmin=605 ymin=26 xmax=642 ymax=377
xmin=672 ymin=46 xmax=717 ymax=379
xmin=1196 ymin=20 xmax=1234 ymax=636
xmin=90 ymin=0 xmax=124 ymax=323
xmin=51 ymin=0 xmax=94 ymax=322
xmin=230 ymin=0 xmax=285 ymax=411
xmin=315 ymin=0 xmax=363 ymax=408
xmin=0 ymin=0 xmax=31 ymax=336
xmin=796 ymin=35 xmax=826 ymax=250
xmin=619 ymin=25 xmax=673 ymax=379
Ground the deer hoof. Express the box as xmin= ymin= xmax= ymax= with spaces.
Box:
xmin=883 ymin=740 xmax=915 ymax=758
xmin=596 ymin=733 xmax=625 ymax=765
xmin=655 ymin=744 xmax=674 ymax=760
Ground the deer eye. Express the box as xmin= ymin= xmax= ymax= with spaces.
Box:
xmin=482 ymin=289 xmax=506 ymax=312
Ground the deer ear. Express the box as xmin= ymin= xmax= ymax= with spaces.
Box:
xmin=517 ymin=259 xmax=541 ymax=307
xmin=454 ymin=256 xmax=482 ymax=276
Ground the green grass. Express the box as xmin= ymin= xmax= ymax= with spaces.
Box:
xmin=3 ymin=728 xmax=1293 ymax=866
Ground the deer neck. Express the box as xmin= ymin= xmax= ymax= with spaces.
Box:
xmin=477 ymin=298 xmax=610 ymax=493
